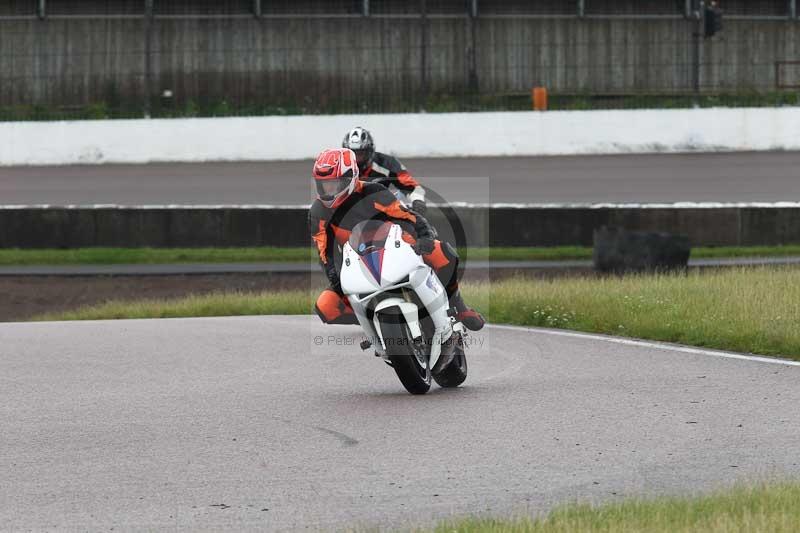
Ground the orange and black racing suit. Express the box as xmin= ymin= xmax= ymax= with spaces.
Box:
xmin=360 ymin=152 xmax=425 ymax=206
xmin=309 ymin=180 xmax=457 ymax=324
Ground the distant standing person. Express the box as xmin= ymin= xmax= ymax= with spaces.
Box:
xmin=341 ymin=127 xmax=428 ymax=215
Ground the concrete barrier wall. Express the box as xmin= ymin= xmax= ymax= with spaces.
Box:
xmin=3 ymin=107 xmax=800 ymax=166
xmin=3 ymin=205 xmax=800 ymax=249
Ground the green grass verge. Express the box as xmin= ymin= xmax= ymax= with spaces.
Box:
xmin=0 ymin=247 xmax=317 ymax=266
xmin=34 ymin=266 xmax=800 ymax=360
xmin=477 ymin=266 xmax=800 ymax=358
xmin=4 ymin=245 xmax=800 ymax=266
xmin=690 ymin=245 xmax=800 ymax=259
xmin=429 ymin=483 xmax=800 ymax=533
xmin=5 ymin=91 xmax=800 ymax=121
xmin=35 ymin=289 xmax=317 ymax=322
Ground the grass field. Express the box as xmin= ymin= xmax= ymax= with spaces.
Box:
xmin=0 ymin=246 xmax=317 ymax=266
xmin=4 ymin=245 xmax=800 ymax=266
xmin=473 ymin=266 xmax=800 ymax=358
xmin=36 ymin=290 xmax=316 ymax=321
xmin=36 ymin=266 xmax=800 ymax=360
xmin=428 ymin=483 xmax=800 ymax=533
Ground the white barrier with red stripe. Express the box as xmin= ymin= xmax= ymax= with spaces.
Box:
xmin=2 ymin=107 xmax=800 ymax=166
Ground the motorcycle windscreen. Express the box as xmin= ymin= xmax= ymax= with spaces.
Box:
xmin=348 ymin=220 xmax=393 ymax=256
xmin=348 ymin=220 xmax=393 ymax=283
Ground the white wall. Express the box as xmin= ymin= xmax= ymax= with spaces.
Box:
xmin=3 ymin=107 xmax=800 ymax=166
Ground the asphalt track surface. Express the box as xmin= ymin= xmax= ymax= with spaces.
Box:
xmin=2 ymin=316 xmax=800 ymax=530
xmin=2 ymin=151 xmax=800 ymax=205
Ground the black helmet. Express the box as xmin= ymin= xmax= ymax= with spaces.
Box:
xmin=342 ymin=127 xmax=375 ymax=172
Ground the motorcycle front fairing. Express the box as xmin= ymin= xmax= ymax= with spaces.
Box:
xmin=340 ymin=221 xmax=452 ymax=366
xmin=340 ymin=222 xmax=425 ymax=294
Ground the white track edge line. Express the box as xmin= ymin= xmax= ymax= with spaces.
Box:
xmin=3 ymin=201 xmax=800 ymax=210
xmin=486 ymin=323 xmax=800 ymax=367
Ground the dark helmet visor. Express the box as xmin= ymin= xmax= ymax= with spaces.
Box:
xmin=315 ymin=176 xmax=351 ymax=201
xmin=352 ymin=148 xmax=372 ymax=165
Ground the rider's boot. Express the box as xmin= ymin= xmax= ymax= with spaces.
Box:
xmin=433 ymin=331 xmax=460 ymax=374
xmin=449 ymin=289 xmax=485 ymax=331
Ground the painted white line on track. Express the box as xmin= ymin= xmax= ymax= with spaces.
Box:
xmin=0 ymin=204 xmax=311 ymax=210
xmin=3 ymin=201 xmax=800 ymax=210
xmin=487 ymin=323 xmax=800 ymax=368
xmin=448 ymin=201 xmax=800 ymax=209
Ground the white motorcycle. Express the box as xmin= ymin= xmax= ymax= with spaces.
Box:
xmin=340 ymin=220 xmax=468 ymax=394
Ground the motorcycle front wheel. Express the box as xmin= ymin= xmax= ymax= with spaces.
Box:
xmin=380 ymin=317 xmax=431 ymax=395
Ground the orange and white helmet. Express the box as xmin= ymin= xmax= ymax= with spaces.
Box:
xmin=313 ymin=148 xmax=360 ymax=209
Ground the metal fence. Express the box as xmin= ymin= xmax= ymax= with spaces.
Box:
xmin=1 ymin=0 xmax=800 ymax=120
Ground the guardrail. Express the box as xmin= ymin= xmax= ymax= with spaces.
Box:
xmin=3 ymin=204 xmax=799 ymax=248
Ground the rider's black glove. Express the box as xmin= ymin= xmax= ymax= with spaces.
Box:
xmin=413 ymin=236 xmax=436 ymax=256
xmin=323 ymin=261 xmax=343 ymax=295
xmin=411 ymin=200 xmax=427 ymax=216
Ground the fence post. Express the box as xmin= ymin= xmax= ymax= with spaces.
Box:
xmin=577 ymin=0 xmax=585 ymax=17
xmin=791 ymin=0 xmax=797 ymax=19
xmin=684 ymin=0 xmax=692 ymax=18
xmin=253 ymin=0 xmax=261 ymax=18
xmin=467 ymin=0 xmax=478 ymax=93
xmin=144 ymin=0 xmax=154 ymax=118
xmin=362 ymin=0 xmax=369 ymax=17
xmin=420 ymin=0 xmax=428 ymax=110
xmin=36 ymin=0 xmax=46 ymax=19
xmin=692 ymin=0 xmax=702 ymax=95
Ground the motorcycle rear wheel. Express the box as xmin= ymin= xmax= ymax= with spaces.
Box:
xmin=380 ymin=318 xmax=431 ymax=395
